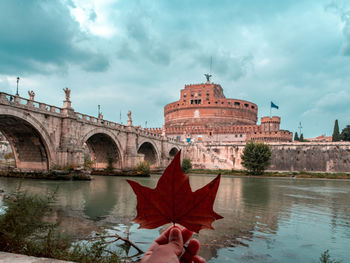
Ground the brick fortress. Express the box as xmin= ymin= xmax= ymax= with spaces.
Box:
xmin=163 ymin=76 xmax=292 ymax=143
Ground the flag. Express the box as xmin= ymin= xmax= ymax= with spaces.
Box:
xmin=271 ymin=101 xmax=279 ymax=109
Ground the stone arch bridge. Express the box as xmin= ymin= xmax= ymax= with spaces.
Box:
xmin=0 ymin=92 xmax=183 ymax=171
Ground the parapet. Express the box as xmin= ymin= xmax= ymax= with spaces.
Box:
xmin=261 ymin=116 xmax=281 ymax=123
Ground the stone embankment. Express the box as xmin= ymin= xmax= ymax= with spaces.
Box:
xmin=0 ymin=252 xmax=74 ymax=263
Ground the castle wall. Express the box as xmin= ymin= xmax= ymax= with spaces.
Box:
xmin=185 ymin=142 xmax=350 ymax=173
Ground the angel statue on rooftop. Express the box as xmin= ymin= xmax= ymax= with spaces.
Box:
xmin=204 ymin=73 xmax=212 ymax=83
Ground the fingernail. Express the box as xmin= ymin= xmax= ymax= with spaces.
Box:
xmin=169 ymin=227 xmax=181 ymax=242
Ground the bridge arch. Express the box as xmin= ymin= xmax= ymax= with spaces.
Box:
xmin=0 ymin=106 xmax=56 ymax=171
xmin=81 ymin=128 xmax=123 ymax=170
xmin=137 ymin=141 xmax=160 ymax=168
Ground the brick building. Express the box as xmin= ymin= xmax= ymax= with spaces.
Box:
xmin=163 ymin=78 xmax=292 ymax=143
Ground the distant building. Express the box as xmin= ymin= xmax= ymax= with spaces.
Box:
xmin=163 ymin=78 xmax=292 ymax=143
xmin=305 ymin=135 xmax=332 ymax=142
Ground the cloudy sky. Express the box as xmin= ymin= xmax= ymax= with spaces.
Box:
xmin=1 ymin=0 xmax=350 ymax=137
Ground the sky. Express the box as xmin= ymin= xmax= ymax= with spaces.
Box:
xmin=0 ymin=0 xmax=350 ymax=138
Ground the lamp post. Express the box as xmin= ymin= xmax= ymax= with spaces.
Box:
xmin=16 ymin=77 xmax=20 ymax=96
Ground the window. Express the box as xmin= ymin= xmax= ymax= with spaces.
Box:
xmin=199 ymin=92 xmax=201 ymax=96
xmin=228 ymin=101 xmax=231 ymax=105
xmin=191 ymin=92 xmax=194 ymax=97
xmin=234 ymin=102 xmax=240 ymax=106
xmin=244 ymin=103 xmax=249 ymax=107
xmin=251 ymin=105 xmax=255 ymax=109
xmin=191 ymin=99 xmax=202 ymax=104
xmin=184 ymin=93 xmax=186 ymax=97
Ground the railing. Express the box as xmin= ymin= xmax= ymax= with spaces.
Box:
xmin=0 ymin=92 xmax=62 ymax=114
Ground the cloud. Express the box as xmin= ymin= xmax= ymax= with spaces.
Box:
xmin=0 ymin=0 xmax=109 ymax=75
xmin=2 ymin=0 xmax=350 ymax=138
xmin=326 ymin=1 xmax=350 ymax=55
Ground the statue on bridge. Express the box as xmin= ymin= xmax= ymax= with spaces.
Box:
xmin=127 ymin=110 xmax=133 ymax=126
xmin=63 ymin=87 xmax=71 ymax=102
xmin=28 ymin=90 xmax=35 ymax=101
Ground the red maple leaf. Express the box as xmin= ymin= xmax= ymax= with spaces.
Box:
xmin=127 ymin=151 xmax=223 ymax=233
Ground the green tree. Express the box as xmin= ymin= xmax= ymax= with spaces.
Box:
xmin=241 ymin=141 xmax=272 ymax=175
xmin=300 ymin=133 xmax=304 ymax=142
xmin=294 ymin=132 xmax=299 ymax=141
xmin=182 ymin=158 xmax=192 ymax=173
xmin=341 ymin=125 xmax=350 ymax=141
xmin=332 ymin=120 xmax=341 ymax=142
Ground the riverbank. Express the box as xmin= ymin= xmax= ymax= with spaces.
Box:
xmin=91 ymin=170 xmax=150 ymax=177
xmin=0 ymin=170 xmax=91 ymax=180
xmin=189 ymin=169 xmax=350 ymax=179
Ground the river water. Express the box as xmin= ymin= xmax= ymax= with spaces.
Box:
xmin=0 ymin=175 xmax=349 ymax=263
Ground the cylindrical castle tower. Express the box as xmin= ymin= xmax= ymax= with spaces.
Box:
xmin=164 ymin=83 xmax=258 ymax=137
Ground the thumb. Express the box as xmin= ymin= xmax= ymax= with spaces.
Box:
xmin=167 ymin=227 xmax=183 ymax=256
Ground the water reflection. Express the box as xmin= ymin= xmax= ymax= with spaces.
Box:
xmin=0 ymin=176 xmax=350 ymax=263
xmin=83 ymin=176 xmax=118 ymax=221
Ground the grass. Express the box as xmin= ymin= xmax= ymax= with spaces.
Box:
xmin=189 ymin=168 xmax=350 ymax=179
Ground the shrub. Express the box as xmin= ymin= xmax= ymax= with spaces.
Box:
xmin=0 ymin=188 xmax=63 ymax=253
xmin=4 ymin=152 xmax=14 ymax=162
xmin=0 ymin=189 xmax=123 ymax=262
xmin=319 ymin=250 xmax=341 ymax=263
xmin=182 ymin=158 xmax=192 ymax=173
xmin=241 ymin=141 xmax=272 ymax=175
xmin=136 ymin=161 xmax=150 ymax=176
xmin=84 ymin=155 xmax=94 ymax=170
xmin=105 ymin=156 xmax=114 ymax=172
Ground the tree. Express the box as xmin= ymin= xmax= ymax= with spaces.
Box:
xmin=181 ymin=158 xmax=192 ymax=173
xmin=300 ymin=133 xmax=304 ymax=142
xmin=332 ymin=120 xmax=341 ymax=142
xmin=241 ymin=141 xmax=272 ymax=175
xmin=341 ymin=125 xmax=350 ymax=141
xmin=294 ymin=132 xmax=299 ymax=141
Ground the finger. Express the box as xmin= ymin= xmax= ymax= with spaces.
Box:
xmin=180 ymin=239 xmax=200 ymax=263
xmin=155 ymin=225 xmax=181 ymax=245
xmin=193 ymin=255 xmax=206 ymax=263
xmin=167 ymin=227 xmax=184 ymax=256
xmin=181 ymin=228 xmax=194 ymax=244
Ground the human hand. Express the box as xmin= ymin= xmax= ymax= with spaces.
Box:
xmin=141 ymin=226 xmax=206 ymax=263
